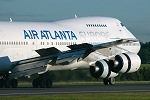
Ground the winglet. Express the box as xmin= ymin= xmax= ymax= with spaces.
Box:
xmin=10 ymin=18 xmax=12 ymax=22
xmin=75 ymin=14 xmax=77 ymax=18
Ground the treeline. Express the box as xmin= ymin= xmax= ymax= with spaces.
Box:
xmin=138 ymin=42 xmax=150 ymax=64
xmin=117 ymin=66 xmax=150 ymax=81
xmin=19 ymin=66 xmax=150 ymax=82
xmin=52 ymin=67 xmax=150 ymax=82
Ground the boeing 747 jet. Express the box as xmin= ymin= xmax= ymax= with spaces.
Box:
xmin=0 ymin=17 xmax=141 ymax=88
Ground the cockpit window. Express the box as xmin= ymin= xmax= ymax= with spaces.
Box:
xmin=120 ymin=23 xmax=124 ymax=27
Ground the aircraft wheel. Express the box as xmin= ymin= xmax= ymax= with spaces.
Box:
xmin=46 ymin=79 xmax=52 ymax=88
xmin=32 ymin=79 xmax=39 ymax=88
xmin=109 ymin=77 xmax=115 ymax=85
xmin=103 ymin=78 xmax=109 ymax=85
xmin=11 ymin=79 xmax=18 ymax=88
xmin=0 ymin=79 xmax=4 ymax=88
xmin=4 ymin=78 xmax=10 ymax=88
xmin=39 ymin=78 xmax=46 ymax=88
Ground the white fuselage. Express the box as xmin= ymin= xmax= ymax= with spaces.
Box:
xmin=0 ymin=17 xmax=140 ymax=66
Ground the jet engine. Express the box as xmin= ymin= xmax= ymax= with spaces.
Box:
xmin=111 ymin=52 xmax=141 ymax=73
xmin=89 ymin=52 xmax=141 ymax=79
xmin=0 ymin=56 xmax=12 ymax=72
xmin=89 ymin=60 xmax=118 ymax=79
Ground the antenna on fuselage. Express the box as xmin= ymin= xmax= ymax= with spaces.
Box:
xmin=10 ymin=18 xmax=12 ymax=22
xmin=75 ymin=14 xmax=77 ymax=18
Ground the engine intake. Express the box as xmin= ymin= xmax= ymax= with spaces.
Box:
xmin=0 ymin=56 xmax=12 ymax=72
xmin=90 ymin=60 xmax=118 ymax=79
xmin=111 ymin=52 xmax=141 ymax=73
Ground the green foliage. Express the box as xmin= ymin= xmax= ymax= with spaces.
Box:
xmin=0 ymin=93 xmax=150 ymax=100
xmin=116 ymin=67 xmax=150 ymax=81
xmin=138 ymin=42 xmax=150 ymax=64
xmin=52 ymin=64 xmax=150 ymax=82
xmin=51 ymin=70 xmax=96 ymax=82
xmin=19 ymin=64 xmax=150 ymax=82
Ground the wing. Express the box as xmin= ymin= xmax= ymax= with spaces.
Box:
xmin=10 ymin=38 xmax=139 ymax=78
xmin=92 ymin=38 xmax=139 ymax=50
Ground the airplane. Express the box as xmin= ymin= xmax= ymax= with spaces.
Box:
xmin=0 ymin=17 xmax=141 ymax=88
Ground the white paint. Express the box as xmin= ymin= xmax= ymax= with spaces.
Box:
xmin=0 ymin=17 xmax=141 ymax=76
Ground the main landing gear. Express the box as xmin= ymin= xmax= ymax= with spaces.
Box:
xmin=0 ymin=73 xmax=18 ymax=88
xmin=103 ymin=77 xmax=115 ymax=85
xmin=32 ymin=72 xmax=53 ymax=88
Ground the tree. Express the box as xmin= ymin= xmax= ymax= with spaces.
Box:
xmin=138 ymin=42 xmax=150 ymax=64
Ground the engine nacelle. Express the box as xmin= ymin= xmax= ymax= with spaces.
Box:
xmin=0 ymin=56 xmax=12 ymax=72
xmin=111 ymin=52 xmax=141 ymax=73
xmin=90 ymin=60 xmax=118 ymax=79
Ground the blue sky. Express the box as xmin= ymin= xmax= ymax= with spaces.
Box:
xmin=0 ymin=0 xmax=150 ymax=42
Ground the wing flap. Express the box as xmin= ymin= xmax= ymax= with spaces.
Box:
xmin=56 ymin=49 xmax=85 ymax=64
xmin=35 ymin=47 xmax=60 ymax=57
xmin=10 ymin=66 xmax=45 ymax=78
xmin=10 ymin=56 xmax=51 ymax=78
xmin=67 ymin=43 xmax=93 ymax=50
